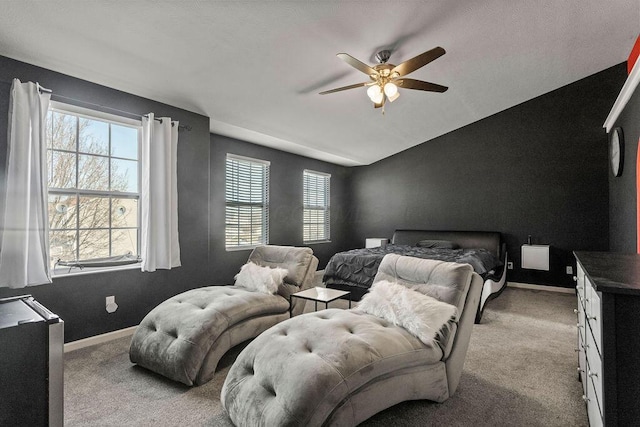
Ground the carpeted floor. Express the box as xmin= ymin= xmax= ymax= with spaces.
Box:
xmin=64 ymin=287 xmax=588 ymax=426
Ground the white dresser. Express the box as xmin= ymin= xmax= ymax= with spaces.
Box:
xmin=575 ymin=261 xmax=604 ymax=427
xmin=574 ymin=252 xmax=640 ymax=426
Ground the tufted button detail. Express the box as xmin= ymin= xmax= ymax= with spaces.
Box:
xmin=264 ymin=384 xmax=276 ymax=396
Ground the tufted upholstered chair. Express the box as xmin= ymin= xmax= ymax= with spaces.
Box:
xmin=129 ymin=245 xmax=318 ymax=386
xmin=221 ymin=254 xmax=483 ymax=426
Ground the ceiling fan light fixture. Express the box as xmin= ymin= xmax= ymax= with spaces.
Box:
xmin=321 ymin=47 xmax=447 ymax=112
xmin=387 ymin=91 xmax=400 ymax=102
xmin=367 ymin=84 xmax=382 ymax=101
xmin=370 ymin=91 xmax=384 ymax=104
xmin=383 ymin=82 xmax=398 ymax=97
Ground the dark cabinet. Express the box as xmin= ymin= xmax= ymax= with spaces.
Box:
xmin=0 ymin=295 xmax=64 ymax=426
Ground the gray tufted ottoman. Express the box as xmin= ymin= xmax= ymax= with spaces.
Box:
xmin=221 ymin=255 xmax=482 ymax=426
xmin=129 ymin=246 xmax=318 ymax=386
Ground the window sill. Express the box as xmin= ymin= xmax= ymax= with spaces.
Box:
xmin=52 ymin=262 xmax=141 ymax=278
xmin=226 ymin=245 xmax=261 ymax=252
xmin=304 ymin=240 xmax=332 ymax=245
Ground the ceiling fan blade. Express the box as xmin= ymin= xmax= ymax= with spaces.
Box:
xmin=319 ymin=82 xmax=369 ymax=95
xmin=337 ymin=53 xmax=377 ymax=76
xmin=391 ymin=47 xmax=446 ymax=77
xmin=397 ymin=78 xmax=448 ymax=93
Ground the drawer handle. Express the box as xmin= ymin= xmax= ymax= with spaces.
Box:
xmin=582 ymin=394 xmax=589 ymax=402
xmin=574 ymin=348 xmax=580 ymax=352
xmin=588 ymin=315 xmax=597 ymax=321
xmin=573 ymin=309 xmax=579 ymax=314
xmin=588 ymin=371 xmax=598 ymax=378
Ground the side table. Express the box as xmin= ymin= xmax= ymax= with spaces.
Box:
xmin=290 ymin=287 xmax=351 ymax=316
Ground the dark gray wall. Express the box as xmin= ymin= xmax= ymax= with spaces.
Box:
xmin=348 ymin=64 xmax=627 ymax=287
xmin=0 ymin=56 xmax=211 ymax=342
xmin=209 ymin=134 xmax=352 ymax=284
xmin=609 ymin=73 xmax=640 ymax=252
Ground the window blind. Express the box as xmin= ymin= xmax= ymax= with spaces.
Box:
xmin=303 ymin=170 xmax=330 ymax=243
xmin=225 ymin=154 xmax=270 ymax=249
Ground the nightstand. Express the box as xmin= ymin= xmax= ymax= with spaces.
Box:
xmin=365 ymin=238 xmax=389 ymax=248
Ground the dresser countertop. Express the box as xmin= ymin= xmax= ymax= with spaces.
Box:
xmin=574 ymin=251 xmax=640 ymax=296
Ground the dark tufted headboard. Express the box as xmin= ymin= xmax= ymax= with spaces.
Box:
xmin=392 ymin=230 xmax=504 ymax=260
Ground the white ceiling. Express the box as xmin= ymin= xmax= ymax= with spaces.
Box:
xmin=0 ymin=1 xmax=637 ymax=166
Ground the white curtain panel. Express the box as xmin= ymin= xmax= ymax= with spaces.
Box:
xmin=140 ymin=114 xmax=181 ymax=272
xmin=0 ymin=79 xmax=52 ymax=288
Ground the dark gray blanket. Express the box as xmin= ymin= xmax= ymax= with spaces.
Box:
xmin=323 ymin=245 xmax=502 ymax=291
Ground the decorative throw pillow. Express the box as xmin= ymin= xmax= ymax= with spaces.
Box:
xmin=415 ymin=239 xmax=460 ymax=249
xmin=234 ymin=262 xmax=288 ymax=294
xmin=356 ymin=280 xmax=457 ymax=344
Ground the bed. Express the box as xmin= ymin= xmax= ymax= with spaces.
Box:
xmin=324 ymin=229 xmax=508 ymax=323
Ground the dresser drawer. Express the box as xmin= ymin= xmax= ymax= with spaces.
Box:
xmin=586 ymin=329 xmax=603 ymax=419
xmin=585 ymin=278 xmax=602 ymax=356
xmin=578 ymin=329 xmax=587 ymax=397
xmin=576 ymin=264 xmax=586 ymax=307
xmin=576 ymin=297 xmax=586 ymax=337
xmin=586 ymin=368 xmax=604 ymax=427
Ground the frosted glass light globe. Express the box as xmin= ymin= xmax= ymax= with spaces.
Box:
xmin=384 ymin=82 xmax=398 ymax=97
xmin=367 ymin=84 xmax=382 ymax=101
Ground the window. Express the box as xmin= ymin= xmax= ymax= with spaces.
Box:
xmin=46 ymin=102 xmax=141 ymax=272
xmin=225 ymin=154 xmax=270 ymax=250
xmin=303 ymin=170 xmax=330 ymax=243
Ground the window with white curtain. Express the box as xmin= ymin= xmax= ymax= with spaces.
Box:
xmin=303 ymin=170 xmax=330 ymax=243
xmin=46 ymin=102 xmax=141 ymax=272
xmin=225 ymin=154 xmax=270 ymax=250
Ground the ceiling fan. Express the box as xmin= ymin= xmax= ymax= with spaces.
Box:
xmin=319 ymin=47 xmax=448 ymax=110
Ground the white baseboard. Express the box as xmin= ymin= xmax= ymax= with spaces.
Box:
xmin=64 ymin=325 xmax=138 ymax=353
xmin=507 ymin=281 xmax=574 ymax=294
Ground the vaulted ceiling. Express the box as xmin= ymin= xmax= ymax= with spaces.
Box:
xmin=0 ymin=1 xmax=637 ymax=165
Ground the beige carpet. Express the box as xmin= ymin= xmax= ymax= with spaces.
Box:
xmin=63 ymin=287 xmax=588 ymax=426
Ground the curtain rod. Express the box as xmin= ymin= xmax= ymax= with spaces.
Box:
xmin=49 ymin=92 xmax=192 ymax=131
xmin=48 ymin=92 xmax=192 ymax=132
xmin=0 ymin=78 xmax=192 ymax=131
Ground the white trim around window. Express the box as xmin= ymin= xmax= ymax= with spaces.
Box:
xmin=47 ymin=101 xmax=142 ymax=276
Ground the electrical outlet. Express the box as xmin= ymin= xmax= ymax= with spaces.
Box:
xmin=566 ymin=266 xmax=573 ymax=275
xmin=106 ymin=295 xmax=118 ymax=313
xmin=507 ymin=261 xmax=514 ymax=270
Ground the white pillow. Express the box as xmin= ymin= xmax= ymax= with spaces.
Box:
xmin=356 ymin=280 xmax=458 ymax=344
xmin=234 ymin=262 xmax=288 ymax=294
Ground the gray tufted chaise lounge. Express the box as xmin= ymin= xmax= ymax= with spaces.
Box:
xmin=221 ymin=254 xmax=482 ymax=426
xmin=129 ymin=245 xmax=318 ymax=386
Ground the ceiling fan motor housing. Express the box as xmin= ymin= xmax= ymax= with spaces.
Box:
xmin=375 ymin=49 xmax=391 ymax=64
